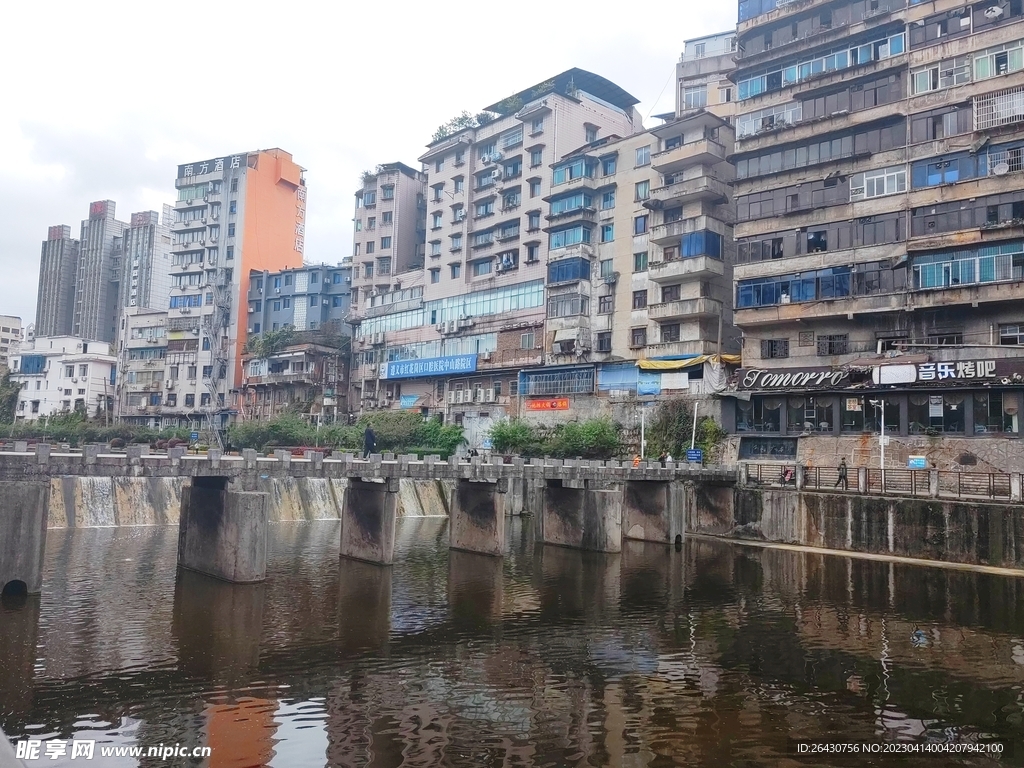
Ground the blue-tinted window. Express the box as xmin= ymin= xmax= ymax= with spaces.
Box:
xmin=681 ymin=230 xmax=723 ymax=258
xmin=548 ymin=257 xmax=592 ymax=284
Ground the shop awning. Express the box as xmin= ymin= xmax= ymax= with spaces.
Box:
xmin=636 ymin=353 xmax=741 ymax=371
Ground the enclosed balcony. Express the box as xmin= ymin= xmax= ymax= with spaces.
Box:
xmin=648 ymin=255 xmax=725 ymax=282
xmin=651 ymin=138 xmax=727 ymax=174
xmin=647 ymin=177 xmax=730 ymax=208
xmin=643 ymin=339 xmax=720 ymax=357
xmin=648 ymin=297 xmax=723 ymax=321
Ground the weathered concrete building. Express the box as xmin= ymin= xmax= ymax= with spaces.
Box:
xmin=35 ymin=226 xmax=80 ymax=338
xmin=73 ymin=201 xmax=127 ymax=344
xmin=121 ymin=207 xmax=173 ymax=313
xmin=727 ymin=0 xmax=1024 ymax=472
xmin=10 ymin=336 xmax=115 ymax=420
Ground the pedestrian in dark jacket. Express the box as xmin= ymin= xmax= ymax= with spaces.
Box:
xmin=363 ymin=426 xmax=376 ymax=459
xmin=835 ymin=458 xmax=848 ymax=490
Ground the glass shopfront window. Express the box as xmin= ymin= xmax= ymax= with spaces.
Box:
xmin=908 ymin=393 xmax=964 ymax=434
xmin=973 ymin=391 xmax=1018 ymax=434
xmin=787 ymin=396 xmax=834 ymax=433
xmin=736 ymin=396 xmax=782 ymax=433
xmin=841 ymin=395 xmax=898 ymax=433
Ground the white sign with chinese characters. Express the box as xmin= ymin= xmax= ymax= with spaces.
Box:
xmin=178 ymin=155 xmax=242 ymax=179
xmin=873 ymin=360 xmax=998 ymax=385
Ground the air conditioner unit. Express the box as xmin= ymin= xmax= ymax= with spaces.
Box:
xmin=484 ymin=389 xmax=495 ymax=402
xmin=448 ymin=320 xmax=458 ymax=333
xmin=344 ymin=277 xmax=351 ymax=283
xmin=436 ymin=323 xmax=447 ymax=333
xmin=447 ymin=391 xmax=457 ymax=404
xmin=455 ymin=211 xmax=465 ymax=221
xmin=373 ymin=332 xmax=385 ymax=345
xmin=71 ymin=377 xmax=78 ymax=383
xmin=165 ymin=380 xmax=175 ymax=389
xmin=248 ymin=307 xmax=254 ymax=313
xmin=490 ymin=169 xmax=503 ymax=180
xmin=275 ymin=287 xmax=281 ymax=293
xmin=491 ymin=151 xmax=503 ymax=162
xmin=482 ymin=352 xmax=493 ymax=362
xmin=454 ymin=390 xmax=465 ymax=404
xmin=247 ymin=327 xmax=254 ymax=333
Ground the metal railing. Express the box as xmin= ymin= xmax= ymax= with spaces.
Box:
xmin=745 ymin=463 xmax=1016 ymax=501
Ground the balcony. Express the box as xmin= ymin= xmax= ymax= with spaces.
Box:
xmin=648 ymin=297 xmax=723 ymax=321
xmin=643 ymin=339 xmax=721 ymax=357
xmin=477 ymin=349 xmax=544 ymax=370
xmin=246 ymin=371 xmax=318 ymax=386
xmin=647 ymin=177 xmax=730 ymax=209
xmin=648 ymin=256 xmax=725 ymax=283
xmin=544 ymin=207 xmax=598 ymax=225
xmin=651 ymin=139 xmax=726 ymax=174
xmin=650 ymin=217 xmax=717 ymax=247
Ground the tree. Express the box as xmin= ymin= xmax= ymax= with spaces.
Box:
xmin=431 ymin=111 xmax=478 ymax=143
xmin=0 ymin=372 xmax=21 ymax=423
xmin=245 ymin=326 xmax=295 ymax=359
xmin=647 ymin=399 xmax=727 ymax=460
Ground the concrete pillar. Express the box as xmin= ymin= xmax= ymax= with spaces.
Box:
xmin=795 ymin=464 xmax=806 ymax=491
xmin=450 ymin=479 xmax=506 ymax=557
xmin=35 ymin=444 xmax=50 ymax=464
xmin=169 ymin=446 xmax=186 ymax=466
xmin=857 ymin=467 xmax=867 ymax=494
xmin=242 ymin=449 xmax=258 ymax=470
xmin=83 ymin=444 xmax=100 ymax=465
xmin=622 ymin=481 xmax=680 ymax=544
xmin=1012 ymin=473 xmax=1022 ymax=503
xmin=172 ymin=569 xmax=265 ymax=681
xmin=340 ymin=478 xmax=398 ymax=565
xmin=13 ymin=440 xmax=27 ymax=453
xmin=0 ymin=482 xmax=49 ymax=595
xmin=929 ymin=470 xmax=940 ymax=499
xmin=126 ymin=444 xmax=143 ymax=464
xmin=177 ymin=477 xmax=269 ymax=583
xmin=539 ymin=480 xmax=622 ymax=553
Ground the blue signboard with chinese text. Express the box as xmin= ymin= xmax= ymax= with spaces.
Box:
xmin=385 ymin=355 xmax=477 ymax=380
xmin=686 ymin=448 xmax=704 ymax=463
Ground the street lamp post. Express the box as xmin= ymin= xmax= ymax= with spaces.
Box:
xmin=870 ymin=398 xmax=886 ymax=482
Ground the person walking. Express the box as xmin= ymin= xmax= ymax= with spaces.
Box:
xmin=363 ymin=425 xmax=376 ymax=459
xmin=835 ymin=458 xmax=848 ymax=490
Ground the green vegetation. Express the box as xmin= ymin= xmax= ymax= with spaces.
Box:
xmin=227 ymin=412 xmax=464 ymax=456
xmin=492 ymin=94 xmax=523 ymax=115
xmin=244 ymin=326 xmax=295 ymax=359
xmin=0 ymin=410 xmax=190 ymax=446
xmin=0 ymin=372 xmax=21 ymax=424
xmin=488 ymin=418 xmax=623 ymax=460
xmin=647 ymin=399 xmax=727 ymax=461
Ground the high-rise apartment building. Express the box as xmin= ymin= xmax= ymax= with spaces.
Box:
xmin=351 ymin=162 xmax=426 ymax=309
xmin=122 ymin=207 xmax=173 ymax=312
xmin=728 ymin=0 xmax=1024 ymax=471
xmin=350 ymin=69 xmax=643 ymax=444
xmin=35 ymin=225 xmax=80 ymax=337
xmin=74 ymin=200 xmax=127 ymax=343
xmin=167 ymin=148 xmax=306 ymax=436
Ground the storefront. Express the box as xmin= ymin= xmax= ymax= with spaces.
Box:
xmin=727 ymin=359 xmax=1024 ymax=460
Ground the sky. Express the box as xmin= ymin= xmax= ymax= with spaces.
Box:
xmin=0 ymin=0 xmax=737 ymax=327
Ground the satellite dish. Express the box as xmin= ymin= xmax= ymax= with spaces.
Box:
xmin=985 ymin=5 xmax=1005 ymax=17
xmin=994 ymin=162 xmax=1010 ymax=175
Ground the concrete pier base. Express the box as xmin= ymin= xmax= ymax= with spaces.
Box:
xmin=340 ymin=478 xmax=398 ymax=565
xmin=177 ymin=478 xmax=269 ymax=583
xmin=538 ymin=480 xmax=623 ymax=553
xmin=450 ymin=479 xmax=506 ymax=557
xmin=622 ymin=481 xmax=686 ymax=544
xmin=0 ymin=481 xmax=50 ymax=594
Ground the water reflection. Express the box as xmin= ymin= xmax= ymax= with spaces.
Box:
xmin=0 ymin=520 xmax=1022 ymax=766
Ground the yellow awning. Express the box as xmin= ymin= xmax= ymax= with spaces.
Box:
xmin=636 ymin=353 xmax=741 ymax=371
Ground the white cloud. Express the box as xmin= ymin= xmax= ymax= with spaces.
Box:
xmin=0 ymin=0 xmax=736 ymax=324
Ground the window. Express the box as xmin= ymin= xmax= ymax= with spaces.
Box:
xmin=634 ymin=252 xmax=648 ymax=272
xmin=201 ymin=393 xmax=211 ymax=407
xmin=585 ymin=126 xmax=598 ymax=142
xmin=430 ymin=242 xmax=442 ymax=256
xmin=552 ymin=159 xmax=595 ymax=184
xmin=454 ymin=177 xmax=465 ymax=193
xmin=547 ymin=293 xmax=589 ymax=317
xmin=974 ymin=392 xmax=1018 ymax=434
xmin=229 ymin=200 xmax=237 ymax=214
xmin=632 ymin=290 xmax=648 ymax=309
xmin=807 ymin=231 xmax=828 ymax=253
xmin=450 ymin=263 xmax=461 ymax=278
xmin=283 ymin=297 xmax=291 ymax=308
xmin=636 ymin=146 xmax=650 ymax=167
xmin=850 ymin=166 xmax=907 ymax=200
xmin=661 ymin=284 xmax=681 ymax=302
xmin=432 ymin=212 xmax=443 ymax=229
xmin=526 ymin=244 xmax=539 ymax=262
xmin=230 ymin=179 xmax=238 ymax=193
xmin=633 ymin=215 xmax=649 ymax=235
xmin=381 ymin=236 xmax=392 ymax=249
xmin=529 ymin=179 xmax=542 ymax=197
xmin=202 ymin=336 xmax=211 ymax=351
xmin=600 ymin=258 xmax=614 ymax=278
xmin=166 ymin=394 xmax=177 ymax=407
xmin=472 ymin=259 xmax=492 ymax=277
xmin=455 ymin=150 xmax=465 ymax=165
xmin=521 ymin=332 xmax=535 ymax=349
xmin=226 ymin=246 xmax=234 ymax=260
xmin=683 ymin=85 xmax=707 ymax=110
xmin=451 ymin=234 xmax=463 ymax=250
xmin=432 ymin=184 xmax=444 ymax=201
xmin=366 ymin=241 xmax=375 ymax=254
xmin=596 ymin=332 xmax=612 ymax=352
xmin=598 ymin=224 xmax=613 ymax=243
xmin=531 ymin=117 xmax=544 ymax=134
xmin=185 ymin=394 xmax=195 ymax=407
xmin=1000 ymin=323 xmax=1024 ymax=344
xmin=598 ymin=294 xmax=614 ymax=314
xmin=761 ymin=339 xmax=789 ymax=359
xmin=547 ymin=257 xmax=591 ymax=283
xmin=661 ymin=323 xmax=681 ymax=342
xmin=817 ymin=334 xmax=849 ymax=356
xmin=435 ymin=158 xmax=444 ymax=173
xmin=531 ymin=149 xmax=544 ymax=167
xmin=635 ymin=180 xmax=650 ymax=201
xmin=64 ymin=365 xmax=74 ymax=378
xmin=381 ymin=185 xmax=394 ymax=200
xmin=719 ymin=87 xmax=733 ymax=103
xmin=549 ymin=225 xmax=591 ymax=250
xmin=693 ymin=42 xmax=706 ymax=58
xmin=601 ymin=156 xmax=617 ymax=176
xmin=202 ymin=365 xmax=213 ymax=378
xmin=528 ymin=211 xmax=541 ymax=230
xmin=601 ymin=190 xmax=615 ymax=209
xmin=382 ymin=211 xmax=393 ymax=224
xmin=631 ymin=327 xmax=647 ymax=347
xmin=681 ymin=230 xmax=723 ymax=258
xmin=475 ymin=201 xmax=494 ymax=217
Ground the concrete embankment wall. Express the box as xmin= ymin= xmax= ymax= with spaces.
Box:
xmin=46 ymin=477 xmax=451 ymax=528
xmin=689 ymin=487 xmax=1024 ymax=570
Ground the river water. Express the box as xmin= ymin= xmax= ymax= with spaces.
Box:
xmin=2 ymin=518 xmax=1024 ymax=767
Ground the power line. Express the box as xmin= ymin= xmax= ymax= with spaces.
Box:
xmin=645 ymin=63 xmax=678 ymax=123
